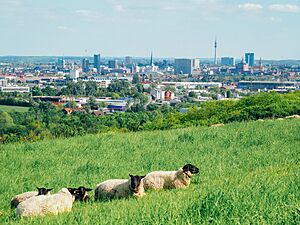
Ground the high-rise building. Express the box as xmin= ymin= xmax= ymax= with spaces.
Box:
xmin=94 ymin=54 xmax=101 ymax=73
xmin=245 ymin=53 xmax=255 ymax=66
xmin=150 ymin=51 xmax=154 ymax=66
xmin=221 ymin=57 xmax=235 ymax=66
xmin=108 ymin=59 xmax=118 ymax=69
xmin=125 ymin=56 xmax=133 ymax=66
xmin=57 ymin=58 xmax=66 ymax=69
xmin=82 ymin=58 xmax=90 ymax=73
xmin=193 ymin=59 xmax=200 ymax=70
xmin=175 ymin=59 xmax=193 ymax=74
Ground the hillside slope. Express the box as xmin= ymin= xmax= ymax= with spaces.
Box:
xmin=0 ymin=119 xmax=299 ymax=224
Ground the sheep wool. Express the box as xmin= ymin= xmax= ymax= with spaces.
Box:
xmin=11 ymin=191 xmax=38 ymax=209
xmin=16 ymin=188 xmax=74 ymax=217
xmin=95 ymin=179 xmax=145 ymax=200
xmin=143 ymin=168 xmax=191 ymax=190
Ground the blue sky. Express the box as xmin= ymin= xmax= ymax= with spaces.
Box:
xmin=1 ymin=0 xmax=300 ymax=59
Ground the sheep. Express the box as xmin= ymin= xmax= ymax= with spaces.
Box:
xmin=210 ymin=123 xmax=224 ymax=127
xmin=10 ymin=187 xmax=52 ymax=208
xmin=16 ymin=188 xmax=76 ymax=217
xmin=143 ymin=163 xmax=199 ymax=191
xmin=94 ymin=174 xmax=146 ymax=200
xmin=73 ymin=186 xmax=92 ymax=202
xmin=285 ymin=115 xmax=300 ymax=119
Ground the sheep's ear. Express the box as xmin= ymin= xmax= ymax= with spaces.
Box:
xmin=36 ymin=187 xmax=41 ymax=190
xmin=47 ymin=188 xmax=53 ymax=192
xmin=141 ymin=175 xmax=146 ymax=179
xmin=129 ymin=174 xmax=133 ymax=178
xmin=85 ymin=188 xmax=92 ymax=192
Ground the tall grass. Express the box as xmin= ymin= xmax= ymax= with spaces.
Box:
xmin=0 ymin=119 xmax=299 ymax=224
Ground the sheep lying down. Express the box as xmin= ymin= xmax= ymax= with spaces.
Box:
xmin=16 ymin=188 xmax=76 ymax=217
xmin=11 ymin=187 xmax=52 ymax=208
xmin=143 ymin=164 xmax=199 ymax=190
xmin=95 ymin=174 xmax=146 ymax=200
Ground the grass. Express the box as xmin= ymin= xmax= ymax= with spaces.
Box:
xmin=0 ymin=119 xmax=299 ymax=224
xmin=0 ymin=105 xmax=29 ymax=113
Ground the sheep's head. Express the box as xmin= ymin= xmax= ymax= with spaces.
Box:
xmin=129 ymin=174 xmax=146 ymax=194
xmin=183 ymin=164 xmax=199 ymax=177
xmin=36 ymin=187 xmax=53 ymax=195
xmin=74 ymin=186 xmax=92 ymax=202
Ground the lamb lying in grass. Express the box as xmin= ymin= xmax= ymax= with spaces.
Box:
xmin=94 ymin=174 xmax=146 ymax=200
xmin=143 ymin=164 xmax=199 ymax=190
xmin=11 ymin=187 xmax=52 ymax=208
xmin=16 ymin=188 xmax=76 ymax=217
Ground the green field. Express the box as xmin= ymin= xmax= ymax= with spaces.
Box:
xmin=0 ymin=105 xmax=29 ymax=113
xmin=0 ymin=119 xmax=299 ymax=224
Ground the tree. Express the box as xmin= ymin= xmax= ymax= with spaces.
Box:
xmin=31 ymin=86 xmax=43 ymax=96
xmin=85 ymin=81 xmax=98 ymax=96
xmin=0 ymin=111 xmax=14 ymax=128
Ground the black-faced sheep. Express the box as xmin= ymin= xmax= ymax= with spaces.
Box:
xmin=143 ymin=164 xmax=199 ymax=190
xmin=16 ymin=188 xmax=76 ymax=217
xmin=94 ymin=174 xmax=146 ymax=200
xmin=10 ymin=187 xmax=52 ymax=208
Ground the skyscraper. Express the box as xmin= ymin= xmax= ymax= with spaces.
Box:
xmin=125 ymin=56 xmax=133 ymax=66
xmin=108 ymin=59 xmax=118 ymax=69
xmin=82 ymin=58 xmax=90 ymax=73
xmin=245 ymin=53 xmax=255 ymax=66
xmin=175 ymin=59 xmax=193 ymax=75
xmin=150 ymin=51 xmax=154 ymax=66
xmin=94 ymin=54 xmax=101 ymax=73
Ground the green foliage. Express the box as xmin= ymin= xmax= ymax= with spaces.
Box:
xmin=0 ymin=120 xmax=299 ymax=224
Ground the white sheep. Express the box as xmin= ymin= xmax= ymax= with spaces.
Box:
xmin=143 ymin=164 xmax=199 ymax=191
xmin=95 ymin=174 xmax=146 ymax=200
xmin=16 ymin=188 xmax=76 ymax=217
xmin=10 ymin=187 xmax=52 ymax=208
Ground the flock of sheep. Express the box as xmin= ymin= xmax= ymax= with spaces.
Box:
xmin=11 ymin=163 xmax=199 ymax=217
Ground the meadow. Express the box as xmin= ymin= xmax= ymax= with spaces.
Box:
xmin=0 ymin=119 xmax=299 ymax=224
xmin=0 ymin=105 xmax=29 ymax=113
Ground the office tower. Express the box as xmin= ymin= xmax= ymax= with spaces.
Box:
xmin=193 ymin=58 xmax=200 ymax=70
xmin=214 ymin=39 xmax=217 ymax=65
xmin=82 ymin=58 xmax=90 ymax=73
xmin=94 ymin=54 xmax=101 ymax=73
xmin=125 ymin=56 xmax=133 ymax=66
xmin=57 ymin=58 xmax=66 ymax=69
xmin=245 ymin=53 xmax=255 ymax=66
xmin=221 ymin=57 xmax=235 ymax=66
xmin=175 ymin=58 xmax=193 ymax=74
xmin=108 ymin=59 xmax=118 ymax=69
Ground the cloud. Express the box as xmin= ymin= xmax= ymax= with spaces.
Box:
xmin=113 ymin=4 xmax=125 ymax=12
xmin=75 ymin=9 xmax=102 ymax=21
xmin=238 ymin=3 xmax=263 ymax=11
xmin=268 ymin=4 xmax=300 ymax=13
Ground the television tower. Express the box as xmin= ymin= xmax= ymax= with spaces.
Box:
xmin=214 ymin=39 xmax=217 ymax=65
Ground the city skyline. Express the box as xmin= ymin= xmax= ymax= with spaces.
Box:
xmin=1 ymin=0 xmax=300 ymax=59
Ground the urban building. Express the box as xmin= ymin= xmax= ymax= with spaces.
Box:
xmin=82 ymin=58 xmax=90 ymax=73
xmin=93 ymin=54 xmax=101 ymax=73
xmin=56 ymin=58 xmax=66 ymax=69
xmin=193 ymin=59 xmax=201 ymax=70
xmin=108 ymin=59 xmax=118 ymax=69
xmin=236 ymin=58 xmax=249 ymax=73
xmin=70 ymin=69 xmax=80 ymax=80
xmin=238 ymin=81 xmax=300 ymax=91
xmin=221 ymin=57 xmax=235 ymax=66
xmin=175 ymin=58 xmax=193 ymax=75
xmin=245 ymin=53 xmax=255 ymax=66
xmin=125 ymin=56 xmax=133 ymax=66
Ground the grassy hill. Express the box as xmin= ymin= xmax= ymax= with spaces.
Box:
xmin=0 ymin=119 xmax=299 ymax=224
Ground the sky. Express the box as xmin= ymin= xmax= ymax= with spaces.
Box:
xmin=0 ymin=0 xmax=300 ymax=59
